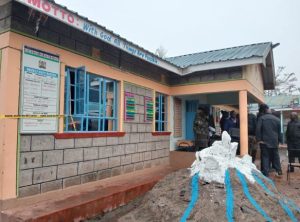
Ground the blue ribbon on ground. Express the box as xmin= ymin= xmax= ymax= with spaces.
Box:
xmin=236 ymin=169 xmax=272 ymax=222
xmin=180 ymin=173 xmax=199 ymax=222
xmin=225 ymin=169 xmax=235 ymax=222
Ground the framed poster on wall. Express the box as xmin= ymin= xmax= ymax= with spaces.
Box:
xmin=20 ymin=46 xmax=60 ymax=133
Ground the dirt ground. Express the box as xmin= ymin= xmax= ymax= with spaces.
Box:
xmin=85 ymin=148 xmax=300 ymax=222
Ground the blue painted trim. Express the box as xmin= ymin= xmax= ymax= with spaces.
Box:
xmin=252 ymin=172 xmax=298 ymax=222
xmin=236 ymin=170 xmax=272 ymax=222
xmin=180 ymin=173 xmax=199 ymax=222
xmin=225 ymin=170 xmax=234 ymax=222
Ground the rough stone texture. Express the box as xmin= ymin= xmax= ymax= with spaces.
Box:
xmin=144 ymin=152 xmax=152 ymax=161
xmin=134 ymin=162 xmax=144 ymax=171
xmin=19 ymin=169 xmax=33 ymax=187
xmin=78 ymin=161 xmax=94 ymax=175
xmin=118 ymin=134 xmax=130 ymax=144
xmin=125 ymin=144 xmax=137 ymax=154
xmin=64 ymin=148 xmax=83 ymax=163
xmin=57 ymin=163 xmax=78 ymax=179
xmin=63 ymin=176 xmax=81 ymax=188
xmin=94 ymin=158 xmax=109 ymax=171
xmin=97 ymin=169 xmax=112 ymax=180
xmin=81 ymin=172 xmax=97 ymax=184
xmin=109 ymin=156 xmax=121 ymax=168
xmin=19 ymin=184 xmax=41 ymax=197
xmin=132 ymin=153 xmax=140 ymax=163
xmin=84 ymin=147 xmax=98 ymax=161
xmin=74 ymin=138 xmax=92 ymax=148
xmin=55 ymin=139 xmax=74 ymax=149
xmin=33 ymin=166 xmax=57 ymax=184
xmin=144 ymin=160 xmax=152 ymax=168
xmin=137 ymin=143 xmax=147 ymax=152
xmin=107 ymin=137 xmax=119 ymax=145
xmin=20 ymin=152 xmax=42 ymax=170
xmin=130 ymin=133 xmax=139 ymax=143
xmin=92 ymin=137 xmax=106 ymax=146
xmin=41 ymin=180 xmax=62 ymax=193
xmin=20 ymin=136 xmax=31 ymax=152
xmin=123 ymin=164 xmax=134 ymax=173
xmin=43 ymin=150 xmax=63 ymax=166
xmin=31 ymin=135 xmax=54 ymax=151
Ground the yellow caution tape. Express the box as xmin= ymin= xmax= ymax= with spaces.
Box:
xmin=0 ymin=114 xmax=65 ymax=119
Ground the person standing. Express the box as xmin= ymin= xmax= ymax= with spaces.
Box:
xmin=223 ymin=110 xmax=238 ymax=132
xmin=193 ymin=107 xmax=209 ymax=151
xmin=286 ymin=112 xmax=300 ymax=172
xmin=248 ymin=112 xmax=257 ymax=162
xmin=256 ymin=104 xmax=282 ymax=177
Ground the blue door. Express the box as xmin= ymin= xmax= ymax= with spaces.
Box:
xmin=186 ymin=100 xmax=198 ymax=140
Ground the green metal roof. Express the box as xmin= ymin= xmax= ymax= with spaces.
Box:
xmin=166 ymin=42 xmax=272 ymax=68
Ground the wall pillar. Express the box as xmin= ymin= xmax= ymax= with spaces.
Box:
xmin=0 ymin=47 xmax=21 ymax=200
xmin=239 ymin=90 xmax=248 ymax=156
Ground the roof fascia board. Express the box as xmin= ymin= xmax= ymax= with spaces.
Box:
xmin=15 ymin=0 xmax=182 ymax=74
xmin=261 ymin=43 xmax=272 ymax=67
xmin=182 ymin=57 xmax=264 ymax=75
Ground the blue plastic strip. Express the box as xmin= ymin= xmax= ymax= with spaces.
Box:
xmin=252 ymin=172 xmax=297 ymax=222
xmin=236 ymin=170 xmax=272 ymax=222
xmin=225 ymin=169 xmax=234 ymax=222
xmin=180 ymin=173 xmax=199 ymax=222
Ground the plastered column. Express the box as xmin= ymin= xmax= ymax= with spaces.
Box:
xmin=0 ymin=47 xmax=21 ymax=200
xmin=239 ymin=90 xmax=248 ymax=156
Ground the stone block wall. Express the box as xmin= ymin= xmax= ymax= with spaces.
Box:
xmin=18 ymin=84 xmax=170 ymax=197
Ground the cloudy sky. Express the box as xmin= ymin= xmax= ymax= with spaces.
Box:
xmin=55 ymin=0 xmax=300 ymax=83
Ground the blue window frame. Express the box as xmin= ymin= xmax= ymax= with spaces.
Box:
xmin=155 ymin=93 xmax=168 ymax=131
xmin=64 ymin=67 xmax=118 ymax=132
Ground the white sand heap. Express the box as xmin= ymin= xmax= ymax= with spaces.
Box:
xmin=190 ymin=131 xmax=258 ymax=184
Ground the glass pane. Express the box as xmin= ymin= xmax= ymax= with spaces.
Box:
xmin=88 ymin=118 xmax=99 ymax=131
xmin=89 ymin=75 xmax=100 ymax=90
xmin=65 ymin=116 xmax=83 ymax=131
xmin=75 ymin=99 xmax=84 ymax=114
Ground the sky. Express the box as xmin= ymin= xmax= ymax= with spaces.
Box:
xmin=55 ymin=0 xmax=300 ymax=84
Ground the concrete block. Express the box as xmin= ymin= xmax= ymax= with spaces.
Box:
xmin=147 ymin=142 xmax=156 ymax=151
xmin=118 ymin=134 xmax=130 ymax=144
xmin=20 ymin=152 xmax=42 ymax=170
xmin=164 ymin=148 xmax=170 ymax=157
xmin=20 ymin=136 xmax=31 ymax=152
xmin=31 ymin=135 xmax=54 ymax=151
xmin=145 ymin=90 xmax=153 ymax=97
xmin=41 ymin=180 xmax=62 ymax=193
xmin=139 ymin=114 xmax=145 ymax=123
xmin=43 ymin=150 xmax=63 ymax=166
xmin=97 ymin=169 xmax=111 ymax=180
xmin=121 ymin=155 xmax=131 ymax=165
xmin=131 ymin=124 xmax=138 ymax=132
xmin=137 ymin=143 xmax=147 ymax=152
xmin=63 ymin=176 xmax=81 ymax=188
xmin=134 ymin=162 xmax=144 ymax=171
xmin=124 ymin=84 xmax=131 ymax=92
xmin=123 ymin=164 xmax=134 ymax=173
xmin=131 ymin=85 xmax=137 ymax=94
xmin=107 ymin=137 xmax=119 ymax=145
xmin=137 ymin=87 xmax=145 ymax=96
xmin=99 ymin=146 xmax=113 ymax=158
xmin=145 ymin=133 xmax=152 ymax=142
xmin=19 ymin=169 xmax=33 ymax=187
xmin=112 ymin=145 xmax=125 ymax=156
xmin=125 ymin=144 xmax=137 ymax=154
xmin=94 ymin=158 xmax=108 ymax=171
xmin=144 ymin=160 xmax=152 ymax=168
xmin=92 ymin=137 xmax=106 ymax=146
xmin=139 ymin=133 xmax=145 ymax=142
xmin=57 ymin=163 xmax=78 ymax=179
xmin=112 ymin=167 xmax=122 ymax=176
xmin=109 ymin=156 xmax=121 ymax=168
xmin=151 ymin=151 xmax=158 ymax=159
xmin=139 ymin=96 xmax=144 ymax=106
xmin=144 ymin=152 xmax=152 ymax=161
xmin=75 ymin=138 xmax=92 ymax=148
xmin=145 ymin=124 xmax=153 ymax=132
xmin=139 ymin=153 xmax=144 ymax=161
xmin=136 ymin=105 xmax=144 ymax=114
xmin=64 ymin=148 xmax=83 ymax=163
xmin=138 ymin=124 xmax=146 ymax=133
xmin=78 ymin=161 xmax=94 ymax=174
xmin=19 ymin=184 xmax=41 ymax=197
xmin=81 ymin=172 xmax=97 ymax=184
xmin=155 ymin=141 xmax=163 ymax=150
xmin=123 ymin=123 xmax=131 ymax=133
xmin=130 ymin=133 xmax=139 ymax=143
xmin=33 ymin=166 xmax=57 ymax=184
xmin=84 ymin=147 xmax=98 ymax=161
xmin=55 ymin=139 xmax=74 ymax=149
xmin=131 ymin=153 xmax=140 ymax=163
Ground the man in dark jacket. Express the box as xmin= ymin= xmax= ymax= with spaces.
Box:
xmin=248 ymin=112 xmax=257 ymax=162
xmin=256 ymin=104 xmax=282 ymax=177
xmin=286 ymin=112 xmax=300 ymax=172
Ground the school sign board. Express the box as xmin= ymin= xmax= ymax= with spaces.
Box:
xmin=20 ymin=46 xmax=60 ymax=133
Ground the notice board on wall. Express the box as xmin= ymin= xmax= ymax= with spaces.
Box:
xmin=20 ymin=46 xmax=60 ymax=133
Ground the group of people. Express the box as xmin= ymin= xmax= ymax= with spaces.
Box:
xmin=194 ymin=104 xmax=300 ymax=177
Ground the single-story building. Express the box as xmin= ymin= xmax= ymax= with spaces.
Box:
xmin=0 ymin=0 xmax=276 ymax=200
